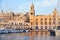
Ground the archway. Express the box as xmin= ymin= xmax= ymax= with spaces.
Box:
xmin=35 ymin=26 xmax=38 ymax=30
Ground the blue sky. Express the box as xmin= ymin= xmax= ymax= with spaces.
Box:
xmin=0 ymin=0 xmax=59 ymax=15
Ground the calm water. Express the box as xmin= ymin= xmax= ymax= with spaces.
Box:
xmin=0 ymin=31 xmax=60 ymax=40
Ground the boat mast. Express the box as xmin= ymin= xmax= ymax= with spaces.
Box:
xmin=5 ymin=0 xmax=8 ymax=13
xmin=56 ymin=0 xmax=60 ymax=14
xmin=0 ymin=1 xmax=3 ymax=14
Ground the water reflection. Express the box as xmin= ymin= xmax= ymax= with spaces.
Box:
xmin=0 ymin=31 xmax=60 ymax=40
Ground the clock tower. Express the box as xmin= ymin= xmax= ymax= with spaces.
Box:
xmin=30 ymin=3 xmax=35 ymax=15
xmin=29 ymin=3 xmax=35 ymax=29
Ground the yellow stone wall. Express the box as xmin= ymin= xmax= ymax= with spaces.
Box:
xmin=0 ymin=4 xmax=60 ymax=30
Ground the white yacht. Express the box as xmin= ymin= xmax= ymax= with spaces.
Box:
xmin=55 ymin=26 xmax=60 ymax=36
xmin=1 ymin=29 xmax=8 ymax=34
xmin=0 ymin=27 xmax=5 ymax=30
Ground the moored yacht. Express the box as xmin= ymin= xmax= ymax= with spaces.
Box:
xmin=0 ymin=27 xmax=8 ymax=34
xmin=55 ymin=26 xmax=60 ymax=36
xmin=8 ymin=29 xmax=17 ymax=33
xmin=19 ymin=29 xmax=23 ymax=33
xmin=1 ymin=29 xmax=8 ymax=34
xmin=48 ymin=28 xmax=56 ymax=36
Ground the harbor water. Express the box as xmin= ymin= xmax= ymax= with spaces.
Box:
xmin=0 ymin=31 xmax=60 ymax=40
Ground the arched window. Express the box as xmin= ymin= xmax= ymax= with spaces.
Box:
xmin=45 ymin=26 xmax=47 ymax=30
xmin=49 ymin=18 xmax=51 ymax=20
xmin=41 ymin=26 xmax=43 ymax=30
xmin=49 ymin=22 xmax=51 ymax=25
xmin=59 ymin=18 xmax=60 ymax=20
xmin=36 ymin=19 xmax=38 ymax=21
xmin=49 ymin=26 xmax=51 ymax=29
xmin=45 ymin=22 xmax=47 ymax=25
xmin=45 ymin=18 xmax=47 ymax=20
xmin=36 ymin=26 xmax=38 ymax=30
xmin=12 ymin=23 xmax=13 ymax=25
xmin=41 ymin=22 xmax=43 ymax=25
xmin=59 ymin=22 xmax=60 ymax=24
xmin=53 ymin=26 xmax=56 ymax=29
xmin=41 ymin=18 xmax=43 ymax=20
xmin=53 ymin=21 xmax=56 ymax=25
xmin=31 ymin=22 xmax=32 ymax=25
xmin=54 ymin=18 xmax=56 ymax=20
xmin=15 ymin=23 xmax=16 ymax=26
xmin=19 ymin=23 xmax=20 ymax=25
xmin=36 ymin=22 xmax=38 ymax=25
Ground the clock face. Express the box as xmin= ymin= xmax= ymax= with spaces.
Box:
xmin=31 ymin=13 xmax=33 ymax=15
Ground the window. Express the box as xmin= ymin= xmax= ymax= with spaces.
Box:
xmin=15 ymin=23 xmax=16 ymax=26
xmin=45 ymin=18 xmax=47 ymax=20
xmin=53 ymin=26 xmax=56 ymax=29
xmin=53 ymin=21 xmax=56 ymax=25
xmin=25 ymin=18 xmax=30 ymax=22
xmin=36 ymin=26 xmax=38 ymax=29
xmin=20 ymin=17 xmax=22 ymax=19
xmin=41 ymin=18 xmax=43 ymax=20
xmin=57 ymin=26 xmax=60 ymax=30
xmin=36 ymin=19 xmax=38 ymax=21
xmin=31 ymin=7 xmax=33 ymax=10
xmin=49 ymin=22 xmax=51 ymax=25
xmin=49 ymin=26 xmax=51 ymax=29
xmin=45 ymin=26 xmax=47 ymax=29
xmin=58 ymin=22 xmax=60 ymax=24
xmin=59 ymin=18 xmax=60 ymax=20
xmin=31 ymin=22 xmax=32 ymax=25
xmin=41 ymin=26 xmax=43 ymax=30
xmin=12 ymin=23 xmax=14 ymax=25
xmin=45 ymin=22 xmax=47 ymax=25
xmin=0 ymin=18 xmax=2 ymax=22
xmin=36 ymin=22 xmax=38 ymax=25
xmin=49 ymin=18 xmax=51 ymax=20
xmin=54 ymin=18 xmax=56 ymax=20
xmin=19 ymin=23 xmax=20 ymax=25
xmin=41 ymin=22 xmax=43 ymax=25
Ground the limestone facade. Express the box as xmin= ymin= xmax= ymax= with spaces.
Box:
xmin=0 ymin=4 xmax=60 ymax=30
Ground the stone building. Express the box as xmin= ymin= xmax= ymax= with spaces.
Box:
xmin=0 ymin=3 xmax=60 ymax=30
xmin=29 ymin=4 xmax=60 ymax=30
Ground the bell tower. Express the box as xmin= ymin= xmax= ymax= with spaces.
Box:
xmin=52 ymin=8 xmax=58 ymax=28
xmin=53 ymin=8 xmax=58 ymax=17
xmin=30 ymin=3 xmax=35 ymax=15
xmin=29 ymin=3 xmax=35 ymax=29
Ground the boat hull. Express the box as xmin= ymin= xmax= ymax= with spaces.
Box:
xmin=49 ymin=30 xmax=55 ymax=35
xmin=55 ymin=30 xmax=60 ymax=36
xmin=1 ymin=30 xmax=8 ymax=34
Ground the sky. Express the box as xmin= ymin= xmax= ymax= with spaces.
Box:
xmin=0 ymin=0 xmax=60 ymax=15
